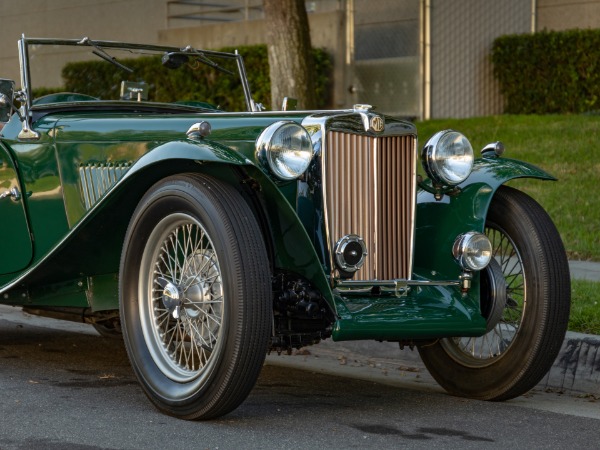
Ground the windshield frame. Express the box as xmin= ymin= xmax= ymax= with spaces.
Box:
xmin=16 ymin=35 xmax=256 ymax=138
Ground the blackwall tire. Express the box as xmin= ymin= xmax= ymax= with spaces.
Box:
xmin=119 ymin=174 xmax=271 ymax=419
xmin=418 ymin=185 xmax=570 ymax=400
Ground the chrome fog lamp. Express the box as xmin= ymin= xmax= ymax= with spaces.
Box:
xmin=422 ymin=130 xmax=474 ymax=186
xmin=453 ymin=232 xmax=492 ymax=271
xmin=335 ymin=234 xmax=367 ymax=273
xmin=256 ymin=121 xmax=314 ymax=180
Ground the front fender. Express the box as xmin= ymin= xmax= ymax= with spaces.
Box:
xmin=126 ymin=139 xmax=251 ymax=176
xmin=466 ymin=156 xmax=556 ymax=188
xmin=414 ymin=157 xmax=555 ymax=280
xmin=126 ymin=141 xmax=333 ymax=307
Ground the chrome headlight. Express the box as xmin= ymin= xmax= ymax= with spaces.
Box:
xmin=256 ymin=121 xmax=314 ymax=180
xmin=453 ymin=231 xmax=493 ymax=271
xmin=422 ymin=130 xmax=474 ymax=186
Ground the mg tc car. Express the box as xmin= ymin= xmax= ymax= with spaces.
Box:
xmin=0 ymin=36 xmax=570 ymax=419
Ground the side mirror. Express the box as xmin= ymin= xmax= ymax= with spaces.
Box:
xmin=0 ymin=79 xmax=15 ymax=122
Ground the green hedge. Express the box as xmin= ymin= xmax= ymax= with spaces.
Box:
xmin=58 ymin=45 xmax=331 ymax=111
xmin=491 ymin=29 xmax=600 ymax=114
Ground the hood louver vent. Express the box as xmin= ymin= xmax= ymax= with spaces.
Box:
xmin=79 ymin=162 xmax=131 ymax=210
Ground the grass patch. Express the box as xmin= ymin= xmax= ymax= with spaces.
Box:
xmin=570 ymin=280 xmax=600 ymax=335
xmin=416 ymin=115 xmax=600 ymax=261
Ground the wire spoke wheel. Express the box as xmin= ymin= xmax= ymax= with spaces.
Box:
xmin=120 ymin=174 xmax=270 ymax=420
xmin=140 ymin=214 xmax=224 ymax=382
xmin=418 ymin=186 xmax=570 ymax=400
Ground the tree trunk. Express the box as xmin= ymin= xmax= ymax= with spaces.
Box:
xmin=263 ymin=0 xmax=317 ymax=110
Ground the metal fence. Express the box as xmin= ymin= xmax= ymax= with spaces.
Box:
xmin=429 ymin=0 xmax=531 ymax=119
xmin=165 ymin=0 xmax=533 ymax=119
xmin=349 ymin=0 xmax=420 ymax=118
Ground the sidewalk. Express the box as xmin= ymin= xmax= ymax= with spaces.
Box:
xmin=569 ymin=260 xmax=600 ymax=281
xmin=267 ymin=260 xmax=600 ymax=396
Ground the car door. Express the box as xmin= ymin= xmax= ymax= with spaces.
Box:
xmin=0 ymin=142 xmax=33 ymax=274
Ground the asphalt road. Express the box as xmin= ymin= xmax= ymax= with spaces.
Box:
xmin=0 ymin=312 xmax=598 ymax=450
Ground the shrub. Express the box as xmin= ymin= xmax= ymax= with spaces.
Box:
xmin=491 ymin=29 xmax=600 ymax=114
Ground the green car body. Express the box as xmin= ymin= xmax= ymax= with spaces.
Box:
xmin=0 ymin=37 xmax=569 ymax=419
xmin=0 ymin=106 xmax=553 ymax=340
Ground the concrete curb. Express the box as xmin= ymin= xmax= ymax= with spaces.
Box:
xmin=540 ymin=331 xmax=600 ymax=395
xmin=266 ymin=331 xmax=600 ymax=397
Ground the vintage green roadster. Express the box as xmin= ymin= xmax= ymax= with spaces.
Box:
xmin=0 ymin=37 xmax=570 ymax=419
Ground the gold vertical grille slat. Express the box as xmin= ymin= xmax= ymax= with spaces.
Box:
xmin=325 ymin=131 xmax=415 ymax=281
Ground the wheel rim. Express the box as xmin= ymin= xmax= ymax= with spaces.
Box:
xmin=138 ymin=213 xmax=225 ymax=383
xmin=441 ymin=222 xmax=526 ymax=367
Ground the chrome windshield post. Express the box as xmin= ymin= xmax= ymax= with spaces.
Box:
xmin=235 ymin=50 xmax=256 ymax=112
xmin=17 ymin=35 xmax=39 ymax=140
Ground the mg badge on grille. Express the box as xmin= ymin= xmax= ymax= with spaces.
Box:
xmin=370 ymin=115 xmax=385 ymax=132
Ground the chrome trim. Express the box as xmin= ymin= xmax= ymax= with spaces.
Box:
xmin=334 ymin=234 xmax=367 ymax=272
xmin=256 ymin=121 xmax=313 ymax=180
xmin=481 ymin=141 xmax=505 ymax=158
xmin=0 ymin=187 xmax=21 ymax=201
xmin=421 ymin=130 xmax=474 ymax=187
xmin=452 ymin=231 xmax=492 ymax=271
xmin=187 ymin=121 xmax=212 ymax=139
xmin=302 ymin=113 xmax=417 ymax=286
xmin=17 ymin=35 xmax=39 ymax=141
xmin=233 ymin=49 xmax=254 ymax=112
xmin=325 ymin=132 xmax=415 ymax=281
xmin=282 ymin=97 xmax=298 ymax=111
xmin=336 ymin=278 xmax=461 ymax=297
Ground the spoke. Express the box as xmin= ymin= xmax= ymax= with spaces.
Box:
xmin=182 ymin=319 xmax=195 ymax=370
xmin=198 ymin=308 xmax=222 ymax=328
xmin=156 ymin=311 xmax=171 ymax=330
xmin=175 ymin=321 xmax=187 ymax=366
xmin=203 ymin=274 xmax=221 ymax=291
xmin=188 ymin=319 xmax=214 ymax=350
xmin=186 ymin=299 xmax=224 ymax=307
xmin=160 ymin=251 xmax=178 ymax=282
xmin=167 ymin=233 xmax=181 ymax=284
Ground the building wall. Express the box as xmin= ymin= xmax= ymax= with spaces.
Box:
xmin=0 ymin=3 xmax=345 ymax=107
xmin=0 ymin=0 xmax=169 ymax=86
xmin=349 ymin=0 xmax=421 ymax=118
xmin=429 ymin=0 xmax=531 ymax=119
xmin=537 ymin=0 xmax=600 ymax=30
xmin=2 ymin=1 xmax=600 ymax=117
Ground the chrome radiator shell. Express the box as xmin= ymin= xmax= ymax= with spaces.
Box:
xmin=304 ymin=112 xmax=417 ymax=283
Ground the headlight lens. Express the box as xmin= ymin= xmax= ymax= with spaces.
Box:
xmin=256 ymin=121 xmax=314 ymax=180
xmin=453 ymin=231 xmax=493 ymax=271
xmin=422 ymin=130 xmax=474 ymax=186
